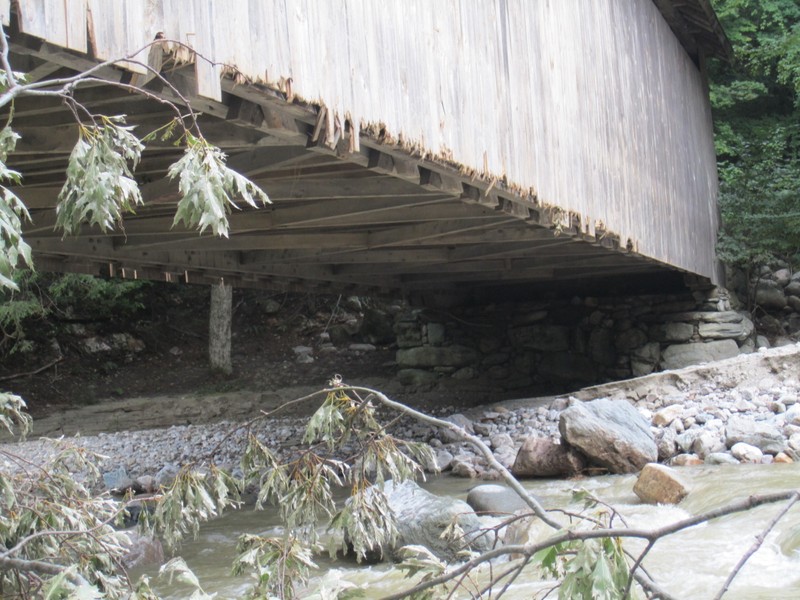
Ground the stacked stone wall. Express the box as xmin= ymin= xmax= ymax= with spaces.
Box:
xmin=394 ymin=288 xmax=760 ymax=393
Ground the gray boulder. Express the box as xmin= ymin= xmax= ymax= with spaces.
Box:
xmin=726 ymin=417 xmax=784 ymax=454
xmin=379 ymin=479 xmax=491 ymax=561
xmin=122 ymin=531 xmax=164 ymax=569
xmin=661 ymin=340 xmax=739 ymax=370
xmin=559 ymin=398 xmax=657 ymax=474
xmin=511 ymin=436 xmax=585 ymax=477
xmin=755 ymin=281 xmax=787 ymax=310
xmin=698 ymin=316 xmax=753 ymax=342
xmin=466 ymin=484 xmax=529 ymax=515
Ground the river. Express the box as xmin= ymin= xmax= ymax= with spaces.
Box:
xmin=142 ymin=463 xmax=800 ymax=599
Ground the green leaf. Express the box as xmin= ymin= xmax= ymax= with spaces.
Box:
xmin=55 ymin=116 xmax=144 ymax=236
xmin=169 ymin=134 xmax=269 ymax=237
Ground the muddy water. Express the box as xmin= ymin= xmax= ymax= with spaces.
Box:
xmin=144 ymin=464 xmax=800 ymax=599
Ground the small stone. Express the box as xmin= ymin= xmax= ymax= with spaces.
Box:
xmin=348 ymin=343 xmax=376 ymax=352
xmin=135 ymin=475 xmax=156 ymax=494
xmin=155 ymin=464 xmax=180 ymax=489
xmin=774 ymin=452 xmax=794 ymax=464
xmin=451 ymin=457 xmax=478 ymax=478
xmin=653 ymin=405 xmax=683 ymax=427
xmin=670 ymin=454 xmax=704 ymax=466
xmin=473 ymin=422 xmax=492 ymax=436
xmin=633 ymin=463 xmax=689 ymax=505
xmin=439 ymin=414 xmax=474 ymax=443
xmin=705 ymin=452 xmax=740 ymax=465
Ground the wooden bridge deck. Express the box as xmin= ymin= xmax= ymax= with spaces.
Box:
xmin=1 ymin=1 xmax=729 ymax=296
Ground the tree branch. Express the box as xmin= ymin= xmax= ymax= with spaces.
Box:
xmin=712 ymin=491 xmax=800 ymax=600
xmin=343 ymin=385 xmax=562 ymax=529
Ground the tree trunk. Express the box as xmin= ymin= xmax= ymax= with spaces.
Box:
xmin=208 ymin=281 xmax=233 ymax=375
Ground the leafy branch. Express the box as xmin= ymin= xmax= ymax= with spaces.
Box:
xmin=0 ymin=23 xmax=271 ymax=290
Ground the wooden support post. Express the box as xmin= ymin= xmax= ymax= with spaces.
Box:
xmin=208 ymin=279 xmax=233 ymax=375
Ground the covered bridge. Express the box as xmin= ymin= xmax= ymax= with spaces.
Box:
xmin=2 ymin=0 xmax=730 ymax=299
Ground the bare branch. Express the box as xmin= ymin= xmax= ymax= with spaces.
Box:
xmin=712 ymin=491 xmax=800 ymax=600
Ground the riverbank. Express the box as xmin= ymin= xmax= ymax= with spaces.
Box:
xmin=2 ymin=344 xmax=798 ymax=487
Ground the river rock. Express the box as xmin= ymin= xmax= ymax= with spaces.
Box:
xmin=691 ymin=431 xmax=726 ymax=458
xmin=655 ymin=428 xmax=678 ymax=461
xmin=155 ymin=463 xmax=180 ymax=489
xmin=438 ymin=413 xmax=474 ymax=443
xmin=725 ymin=417 xmax=785 ymax=454
xmin=705 ymin=452 xmax=740 ymax=465
xmin=559 ymin=398 xmax=657 ymax=474
xmin=466 ymin=484 xmax=529 ymax=515
xmin=670 ymin=453 xmax=703 ymax=466
xmin=661 ymin=340 xmax=739 ymax=370
xmin=774 ymin=452 xmax=794 ymax=464
xmin=633 ymin=463 xmax=688 ymax=505
xmin=451 ymin=455 xmax=479 ymax=479
xmin=103 ymin=467 xmax=137 ymax=495
xmin=511 ymin=436 xmax=585 ymax=477
xmin=379 ymin=479 xmax=491 ymax=561
xmin=122 ymin=531 xmax=164 ymax=569
xmin=653 ymin=405 xmax=683 ymax=427
xmin=730 ymin=442 xmax=763 ymax=463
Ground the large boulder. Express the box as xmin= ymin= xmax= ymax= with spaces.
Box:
xmin=378 ymin=479 xmax=491 ymax=561
xmin=511 ymin=437 xmax=585 ymax=478
xmin=660 ymin=340 xmax=739 ymax=370
xmin=559 ymin=398 xmax=657 ymax=474
xmin=698 ymin=316 xmax=754 ymax=342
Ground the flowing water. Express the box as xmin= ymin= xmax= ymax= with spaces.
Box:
xmin=142 ymin=464 xmax=800 ymax=599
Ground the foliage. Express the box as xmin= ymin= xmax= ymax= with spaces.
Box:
xmin=0 ymin=26 xmax=270 ymax=292
xmin=710 ymin=0 xmax=800 ymax=269
xmin=0 ymin=125 xmax=32 ymax=291
xmin=0 ymin=270 xmax=148 ymax=357
xmin=56 ymin=117 xmax=144 ymax=237
xmin=169 ymin=133 xmax=269 ymax=237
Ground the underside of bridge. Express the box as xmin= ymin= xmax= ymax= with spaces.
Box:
xmin=5 ymin=21 xmax=708 ymax=301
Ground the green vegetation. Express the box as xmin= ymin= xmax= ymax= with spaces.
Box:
xmin=711 ymin=0 xmax=800 ymax=270
xmin=0 ymin=271 xmax=148 ymax=356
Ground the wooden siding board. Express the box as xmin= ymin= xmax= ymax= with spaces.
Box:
xmin=11 ymin=0 xmax=720 ymax=281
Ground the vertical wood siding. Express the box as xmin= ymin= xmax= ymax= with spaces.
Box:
xmin=7 ymin=0 xmax=721 ymax=281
